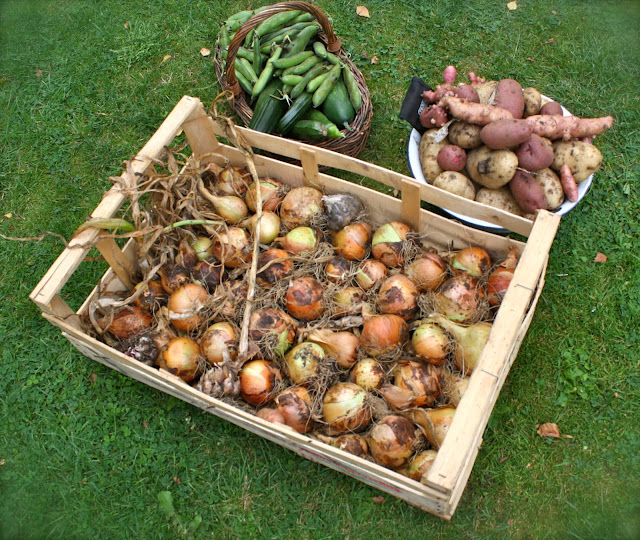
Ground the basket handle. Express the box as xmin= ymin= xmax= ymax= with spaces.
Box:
xmin=225 ymin=1 xmax=341 ymax=96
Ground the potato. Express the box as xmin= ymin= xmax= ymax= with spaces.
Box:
xmin=495 ymin=79 xmax=525 ymax=119
xmin=539 ymin=101 xmax=563 ymax=116
xmin=419 ymin=129 xmax=450 ymax=182
xmin=533 ymin=168 xmax=564 ymax=210
xmin=433 ymin=171 xmax=476 ymax=200
xmin=509 ymin=170 xmax=547 ymax=213
xmin=466 ymin=145 xmax=518 ymax=189
xmin=551 ymin=140 xmax=602 ymax=182
xmin=437 ymin=145 xmax=467 ymax=171
xmin=475 ymin=186 xmax=523 ymax=216
xmin=523 ymin=87 xmax=542 ymax=117
xmin=480 ymin=119 xmax=532 ymax=149
xmin=448 ymin=120 xmax=482 ymax=149
xmin=474 ymin=80 xmax=498 ymax=104
xmin=516 ymin=134 xmax=554 ymax=171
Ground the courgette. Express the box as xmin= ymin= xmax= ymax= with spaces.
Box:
xmin=304 ymin=109 xmax=345 ymax=139
xmin=290 ymin=120 xmax=329 ymax=141
xmin=249 ymin=79 xmax=286 ymax=133
xmin=321 ymin=79 xmax=356 ymax=129
xmin=277 ymin=92 xmax=314 ymax=135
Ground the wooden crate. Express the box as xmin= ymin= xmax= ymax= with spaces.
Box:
xmin=29 ymin=96 xmax=560 ymax=519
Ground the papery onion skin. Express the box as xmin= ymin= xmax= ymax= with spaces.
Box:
xmin=434 ymin=273 xmax=483 ymax=323
xmin=486 ymin=267 xmax=515 ymax=307
xmin=279 ymin=186 xmax=324 ymax=229
xmin=212 ymin=227 xmax=251 ymax=268
xmin=158 ymin=263 xmax=191 ymax=294
xmin=325 ymin=256 xmax=352 ymax=284
xmin=350 ymin=358 xmax=385 ymax=391
xmin=322 ymin=382 xmax=371 ymax=434
xmin=405 ymin=251 xmax=447 ymax=292
xmin=215 ymin=166 xmax=250 ymax=196
xmin=355 ymin=259 xmax=388 ymax=290
xmin=377 ymin=274 xmax=419 ymax=321
xmin=411 ymin=322 xmax=449 ymax=365
xmin=307 ymin=328 xmax=359 ymax=369
xmin=177 ymin=238 xmax=200 ymax=269
xmin=332 ymin=286 xmax=365 ymax=316
xmin=423 ymin=406 xmax=456 ymax=448
xmin=284 ymin=341 xmax=324 ymax=385
xmin=274 ymin=386 xmax=313 ymax=433
xmin=245 ymin=178 xmax=285 ymax=213
xmin=192 ymin=260 xmax=222 ymax=292
xmin=239 ymin=359 xmax=282 ymax=406
xmin=393 ymin=361 xmax=442 ymax=408
xmin=101 ymin=306 xmax=154 ymax=339
xmin=285 ymin=276 xmax=326 ymax=321
xmin=167 ymin=283 xmax=209 ymax=332
xmin=332 ymin=222 xmax=372 ymax=261
xmin=368 ymin=415 xmax=416 ymax=469
xmin=399 ymin=449 xmax=438 ymax=482
xmin=249 ymin=308 xmax=297 ymax=357
xmin=133 ymin=280 xmax=168 ymax=310
xmin=216 ymin=280 xmax=247 ymax=321
xmin=256 ymin=248 xmax=294 ymax=287
xmin=451 ymin=246 xmax=492 ymax=277
xmin=200 ymin=322 xmax=237 ymax=366
xmin=360 ymin=314 xmax=409 ymax=357
xmin=158 ymin=336 xmax=201 ymax=383
xmin=371 ymin=222 xmax=412 ymax=268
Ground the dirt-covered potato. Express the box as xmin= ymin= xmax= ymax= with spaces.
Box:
xmin=509 ymin=170 xmax=547 ymax=213
xmin=551 ymin=140 xmax=603 ymax=182
xmin=516 ymin=134 xmax=554 ymax=171
xmin=475 ymin=186 xmax=523 ymax=216
xmin=466 ymin=145 xmax=518 ymax=189
xmin=480 ymin=119 xmax=532 ymax=149
xmin=533 ymin=168 xmax=564 ymax=209
xmin=474 ymin=80 xmax=498 ymax=104
xmin=433 ymin=171 xmax=476 ymax=200
xmin=419 ymin=129 xmax=450 ymax=182
xmin=523 ymin=87 xmax=542 ymax=117
xmin=448 ymin=120 xmax=482 ymax=149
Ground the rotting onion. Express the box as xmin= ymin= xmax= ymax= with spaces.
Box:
xmin=256 ymin=248 xmax=294 ymax=287
xmin=316 ymin=433 xmax=369 ymax=458
xmin=322 ymin=382 xmax=371 ymax=434
xmin=392 ymin=361 xmax=442 ymax=408
xmin=332 ymin=222 xmax=372 ymax=261
xmin=368 ymin=415 xmax=416 ymax=469
xmin=377 ymin=274 xmax=419 ymax=321
xmin=360 ymin=314 xmax=409 ymax=357
xmin=239 ymin=359 xmax=282 ymax=406
xmin=285 ymin=276 xmax=325 ymax=321
xmin=176 ymin=238 xmax=199 ymax=269
xmin=133 ymin=280 xmax=168 ymax=311
xmin=355 ymin=259 xmax=388 ymax=290
xmin=332 ymin=286 xmax=365 ymax=316
xmin=274 ymin=386 xmax=313 ymax=433
xmin=158 ymin=336 xmax=202 ymax=383
xmin=371 ymin=221 xmax=412 ymax=268
xmin=167 ymin=283 xmax=209 ymax=332
xmin=249 ymin=308 xmax=297 ymax=357
xmin=349 ymin=358 xmax=385 ymax=391
xmin=283 ymin=341 xmax=325 ymax=385
xmin=411 ymin=322 xmax=450 ymax=365
xmin=321 ymin=193 xmax=364 ymax=231
xmin=325 ymin=256 xmax=351 ymax=284
xmin=451 ymin=246 xmax=492 ymax=277
xmin=307 ymin=328 xmax=359 ymax=369
xmin=200 ymin=322 xmax=237 ymax=366
xmin=405 ymin=251 xmax=447 ymax=292
xmin=158 ymin=263 xmax=190 ymax=294
xmin=192 ymin=259 xmax=222 ymax=292
xmin=212 ymin=227 xmax=251 ymax=268
xmin=434 ymin=273 xmax=483 ymax=323
xmin=279 ymin=186 xmax=324 ymax=229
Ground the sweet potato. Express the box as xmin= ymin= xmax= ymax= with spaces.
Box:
xmin=439 ymin=96 xmax=513 ymax=126
xmin=559 ymin=164 xmax=579 ymax=202
xmin=443 ymin=65 xmax=457 ymax=84
xmin=433 ymin=171 xmax=476 ymax=200
xmin=516 ymin=134 xmax=554 ymax=171
xmin=495 ymin=78 xmax=525 ymax=119
xmin=509 ymin=170 xmax=547 ymax=213
xmin=466 ymin=145 xmax=518 ymax=189
xmin=480 ymin=119 xmax=532 ymax=149
xmin=448 ymin=121 xmax=483 ymax=149
xmin=475 ymin=186 xmax=523 ymax=216
xmin=525 ymin=114 xmax=614 ymax=141
xmin=523 ymin=87 xmax=542 ymax=117
xmin=551 ymin=140 xmax=603 ymax=182
xmin=539 ymin=101 xmax=563 ymax=116
xmin=423 ymin=84 xmax=479 ymax=104
xmin=437 ymin=145 xmax=467 ymax=171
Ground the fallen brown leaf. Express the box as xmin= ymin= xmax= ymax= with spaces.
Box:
xmin=200 ymin=47 xmax=211 ymax=57
xmin=371 ymin=56 xmax=379 ymax=64
xmin=499 ymin=456 xmax=509 ymax=464
xmin=173 ymin=476 xmax=181 ymax=484
xmin=356 ymin=6 xmax=370 ymax=18
xmin=544 ymin=38 xmax=556 ymax=44
xmin=161 ymin=54 xmax=172 ymax=64
xmin=507 ymin=1 xmax=518 ymax=10
xmin=372 ymin=495 xmax=385 ymax=503
xmin=35 ymin=70 xmax=43 ymax=77
xmin=124 ymin=21 xmax=129 ymax=29
xmin=90 ymin=373 xmax=98 ymax=383
xmin=594 ymin=252 xmax=607 ymax=263
xmin=537 ymin=422 xmax=561 ymax=438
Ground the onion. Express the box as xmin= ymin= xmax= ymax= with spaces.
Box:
xmin=307 ymin=328 xmax=359 ymax=369
xmin=212 ymin=227 xmax=251 ymax=268
xmin=371 ymin=221 xmax=412 ymax=268
xmin=406 ymin=406 xmax=456 ymax=449
xmin=279 ymin=186 xmax=324 ymax=229
xmin=321 ymin=193 xmax=364 ymax=230
xmin=215 ymin=166 xmax=250 ymax=196
xmin=176 ymin=238 xmax=199 ymax=269
xmin=332 ymin=286 xmax=365 ymax=316
xmin=322 ymin=382 xmax=371 ymax=434
xmin=190 ymin=236 xmax=214 ymax=261
xmin=368 ymin=415 xmax=416 ymax=468
xmin=133 ymin=280 xmax=168 ymax=310
xmin=354 ymin=259 xmax=388 ymax=290
xmin=245 ymin=178 xmax=285 ymax=212
xmin=392 ymin=361 xmax=441 ymax=407
xmin=239 ymin=359 xmax=282 ymax=406
xmin=486 ymin=266 xmax=514 ymax=307
xmin=99 ymin=306 xmax=153 ymax=339
xmin=377 ymin=274 xmax=419 ymax=321
xmin=325 ymin=256 xmax=351 ymax=284
xmin=411 ymin=322 xmax=450 ymax=365
xmin=200 ymin=322 xmax=237 ymax=366
xmin=429 ymin=314 xmax=492 ymax=374
xmin=255 ymin=408 xmax=287 ymax=425
xmin=405 ymin=251 xmax=447 ymax=292
xmin=283 ymin=341 xmax=325 ymax=385
xmin=158 ymin=263 xmax=190 ymax=294
xmin=192 ymin=259 xmax=222 ymax=292
xmin=276 ymin=226 xmax=320 ymax=254
xmin=331 ymin=222 xmax=372 ymax=261
xmin=206 ymin=193 xmax=248 ymax=224
xmin=360 ymin=314 xmax=409 ymax=357
xmin=274 ymin=386 xmax=313 ymax=433
xmin=316 ymin=433 xmax=369 ymax=458
xmin=399 ymin=449 xmax=438 ymax=482
xmin=158 ymin=336 xmax=201 ymax=383
xmin=442 ymin=371 xmax=470 ymax=407
xmin=349 ymin=358 xmax=385 ymax=390
xmin=434 ymin=273 xmax=483 ymax=323
xmin=167 ymin=283 xmax=209 ymax=332
xmin=249 ymin=308 xmax=297 ymax=357
xmin=240 ymin=211 xmax=281 ymax=245
xmin=256 ymin=248 xmax=294 ymax=287
xmin=451 ymin=246 xmax=492 ymax=277
xmin=285 ymin=276 xmax=325 ymax=321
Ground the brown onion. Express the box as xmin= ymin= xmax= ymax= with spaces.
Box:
xmin=307 ymin=328 xmax=359 ymax=369
xmin=276 ymin=226 xmax=320 ymax=254
xmin=411 ymin=322 xmax=450 ymax=365
xmin=176 ymin=238 xmax=199 ymax=269
xmin=430 ymin=314 xmax=492 ymax=374
xmin=371 ymin=221 xmax=412 ymax=268
xmin=442 ymin=371 xmax=470 ymax=407
xmin=212 ymin=227 xmax=251 ymax=268
xmin=399 ymin=449 xmax=438 ymax=482
xmin=285 ymin=276 xmax=325 ymax=321
xmin=487 ymin=266 xmax=515 ymax=307
xmin=368 ymin=415 xmax=416 ymax=468
xmin=100 ymin=306 xmax=153 ymax=339
xmin=216 ymin=280 xmax=247 ymax=320
xmin=245 ymin=178 xmax=285 ymax=212
xmin=434 ymin=273 xmax=483 ymax=323
xmin=158 ymin=336 xmax=201 ymax=383
xmin=190 ymin=236 xmax=214 ymax=261
xmin=325 ymin=256 xmax=351 ymax=284
xmin=392 ymin=361 xmax=441 ymax=407
xmin=279 ymin=186 xmax=324 ymax=229
xmin=451 ymin=246 xmax=492 ymax=276
xmin=133 ymin=280 xmax=168 ymax=310
xmin=283 ymin=341 xmax=325 ymax=385
xmin=256 ymin=248 xmax=294 ymax=287
xmin=332 ymin=222 xmax=372 ymax=261
xmin=322 ymin=382 xmax=371 ymax=434
xmin=377 ymin=274 xmax=419 ymax=321
xmin=407 ymin=406 xmax=456 ymax=449
xmin=316 ymin=433 xmax=369 ymax=458
xmin=200 ymin=322 xmax=237 ymax=366
xmin=239 ymin=359 xmax=282 ymax=406
xmin=405 ymin=251 xmax=447 ymax=292
xmin=274 ymin=386 xmax=313 ymax=433
xmin=256 ymin=408 xmax=287 ymax=425
xmin=167 ymin=283 xmax=209 ymax=332
xmin=241 ymin=211 xmax=281 ymax=245
xmin=360 ymin=314 xmax=409 ymax=357
xmin=249 ymin=308 xmax=297 ymax=357
xmin=192 ymin=259 xmax=222 ymax=292
xmin=354 ymin=259 xmax=388 ymax=290
xmin=158 ymin=263 xmax=190 ymax=294
xmin=215 ymin=166 xmax=250 ymax=196
xmin=332 ymin=286 xmax=365 ymax=316
xmin=349 ymin=358 xmax=385 ymax=390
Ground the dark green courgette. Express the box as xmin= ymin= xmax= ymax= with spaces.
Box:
xmin=249 ymin=79 xmax=286 ymax=133
xmin=290 ymin=120 xmax=329 ymax=141
xmin=277 ymin=92 xmax=314 ymax=135
xmin=322 ymin=79 xmax=355 ymax=128
xmin=304 ymin=109 xmax=344 ymax=139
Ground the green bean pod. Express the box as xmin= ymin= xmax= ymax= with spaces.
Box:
xmin=312 ymin=64 xmax=341 ymax=108
xmin=255 ymin=10 xmax=302 ymax=36
xmin=252 ymin=34 xmax=263 ymax=75
xmin=342 ymin=65 xmax=362 ymax=111
xmin=272 ymin=50 xmax=314 ymax=69
xmin=252 ymin=45 xmax=283 ymax=97
xmin=235 ymin=58 xmax=258 ymax=84
xmin=291 ymin=63 xmax=327 ymax=99
xmin=313 ymin=41 xmax=328 ymax=59
xmin=306 ymin=70 xmax=331 ymax=93
xmin=282 ymin=55 xmax=322 ymax=76
xmin=280 ymin=74 xmax=304 ymax=86
xmin=284 ymin=24 xmax=319 ymax=56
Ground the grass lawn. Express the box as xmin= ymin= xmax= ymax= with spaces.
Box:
xmin=1 ymin=0 xmax=639 ymax=538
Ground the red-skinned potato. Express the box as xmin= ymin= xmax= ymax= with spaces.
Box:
xmin=516 ymin=134 xmax=554 ymax=171
xmin=509 ymin=170 xmax=547 ymax=213
xmin=436 ymin=145 xmax=467 ymax=171
xmin=495 ymin=79 xmax=525 ymax=119
xmin=539 ymin=101 xmax=563 ymax=116
xmin=480 ymin=119 xmax=532 ymax=149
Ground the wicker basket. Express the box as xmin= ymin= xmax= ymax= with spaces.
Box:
xmin=214 ymin=1 xmax=372 ymax=158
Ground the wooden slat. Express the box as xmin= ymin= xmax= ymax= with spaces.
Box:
xmin=299 ymin=148 xmax=320 ymax=186
xmin=401 ymin=178 xmax=422 ymax=232
xmin=95 ymin=235 xmax=137 ymax=291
